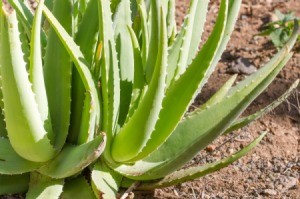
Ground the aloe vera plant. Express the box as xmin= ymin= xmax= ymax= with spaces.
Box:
xmin=0 ymin=0 xmax=299 ymax=198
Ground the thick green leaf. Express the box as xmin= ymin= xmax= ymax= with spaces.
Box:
xmin=166 ymin=0 xmax=209 ymax=86
xmin=43 ymin=0 xmax=73 ymax=151
xmin=224 ymin=79 xmax=300 ymax=135
xmin=0 ymin=9 xmax=55 ymax=162
xmin=42 ymin=3 xmax=101 ymax=144
xmin=91 ymin=160 xmax=123 ymax=199
xmin=0 ymin=138 xmax=41 ymax=175
xmin=0 ymin=111 xmax=7 ymax=138
xmin=74 ymin=0 xmax=99 ymax=65
xmin=129 ymin=0 xmax=228 ymax=162
xmin=97 ymin=0 xmax=120 ymax=148
xmin=61 ymin=176 xmax=96 ymax=199
xmin=187 ymin=74 xmax=237 ymax=116
xmin=111 ymin=0 xmax=121 ymax=14
xmin=166 ymin=0 xmax=176 ymax=41
xmin=125 ymin=26 xmax=145 ymax=121
xmin=38 ymin=135 xmax=106 ymax=179
xmin=114 ymin=0 xmax=134 ymax=126
xmin=145 ymin=0 xmax=160 ymax=83
xmin=7 ymin=0 xmax=47 ymax=47
xmin=137 ymin=1 xmax=149 ymax=68
xmin=138 ymin=132 xmax=267 ymax=189
xmin=68 ymin=0 xmax=100 ymax=144
xmin=209 ymin=0 xmax=242 ymax=71
xmin=0 ymin=174 xmax=30 ymax=195
xmin=26 ymin=172 xmax=64 ymax=199
xmin=108 ymin=21 xmax=298 ymax=180
xmin=29 ymin=0 xmax=53 ymax=138
xmin=7 ymin=0 xmax=32 ymax=35
xmin=111 ymin=7 xmax=168 ymax=162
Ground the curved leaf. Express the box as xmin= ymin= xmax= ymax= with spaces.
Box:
xmin=114 ymin=0 xmax=134 ymax=126
xmin=38 ymin=135 xmax=106 ymax=179
xmin=166 ymin=0 xmax=209 ymax=86
xmin=0 ymin=138 xmax=41 ymax=175
xmin=91 ymin=160 xmax=123 ymax=199
xmin=0 ymin=174 xmax=30 ymax=195
xmin=145 ymin=0 xmax=160 ymax=83
xmin=43 ymin=0 xmax=73 ymax=151
xmin=29 ymin=0 xmax=53 ymax=138
xmin=0 ymin=9 xmax=55 ymax=162
xmin=224 ymin=79 xmax=300 ymax=134
xmin=97 ymin=0 xmax=120 ymax=157
xmin=42 ymin=4 xmax=101 ymax=146
xmin=26 ymin=172 xmax=64 ymax=199
xmin=111 ymin=7 xmax=168 ymax=162
xmin=61 ymin=176 xmax=96 ymax=199
xmin=68 ymin=0 xmax=100 ymax=144
xmin=108 ymin=22 xmax=298 ymax=180
xmin=130 ymin=0 xmax=228 ymax=162
xmin=138 ymin=132 xmax=267 ymax=189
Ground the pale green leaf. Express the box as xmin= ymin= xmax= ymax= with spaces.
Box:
xmin=111 ymin=7 xmax=168 ymax=162
xmin=167 ymin=0 xmax=209 ymax=86
xmin=138 ymin=132 xmax=267 ymax=189
xmin=38 ymin=135 xmax=106 ymax=179
xmin=224 ymin=79 xmax=300 ymax=134
xmin=0 ymin=138 xmax=41 ymax=175
xmin=26 ymin=172 xmax=64 ymax=199
xmin=131 ymin=0 xmax=228 ymax=162
xmin=114 ymin=0 xmax=134 ymax=126
xmin=0 ymin=10 xmax=55 ymax=162
xmin=91 ymin=160 xmax=123 ymax=199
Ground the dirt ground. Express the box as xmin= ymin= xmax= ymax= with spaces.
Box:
xmin=136 ymin=0 xmax=300 ymax=198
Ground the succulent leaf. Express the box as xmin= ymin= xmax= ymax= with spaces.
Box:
xmin=29 ymin=0 xmax=53 ymax=138
xmin=166 ymin=0 xmax=176 ymax=41
xmin=26 ymin=172 xmax=64 ymax=199
xmin=68 ymin=0 xmax=99 ymax=144
xmin=111 ymin=6 xmax=168 ymax=162
xmin=61 ymin=176 xmax=96 ymax=199
xmin=0 ymin=174 xmax=30 ymax=195
xmin=114 ymin=0 xmax=135 ymax=126
xmin=0 ymin=138 xmax=41 ymax=174
xmin=138 ymin=132 xmax=267 ymax=189
xmin=187 ymin=74 xmax=237 ymax=116
xmin=7 ymin=0 xmax=47 ymax=47
xmin=0 ymin=111 xmax=7 ymax=138
xmin=130 ymin=0 xmax=228 ymax=162
xmin=43 ymin=0 xmax=73 ymax=151
xmin=125 ymin=26 xmax=145 ymax=120
xmin=97 ymin=0 xmax=120 ymax=147
xmin=38 ymin=135 xmax=106 ymax=179
xmin=0 ymin=9 xmax=56 ymax=162
xmin=108 ymin=25 xmax=298 ymax=179
xmin=167 ymin=0 xmax=209 ymax=86
xmin=145 ymin=0 xmax=160 ymax=83
xmin=224 ymin=79 xmax=300 ymax=135
xmin=209 ymin=0 xmax=242 ymax=70
xmin=42 ymin=3 xmax=101 ymax=143
xmin=91 ymin=160 xmax=123 ymax=199
xmin=137 ymin=1 xmax=149 ymax=68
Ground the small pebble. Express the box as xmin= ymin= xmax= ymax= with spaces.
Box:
xmin=263 ymin=189 xmax=277 ymax=196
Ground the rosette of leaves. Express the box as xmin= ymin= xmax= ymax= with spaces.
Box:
xmin=0 ymin=0 xmax=299 ymax=198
